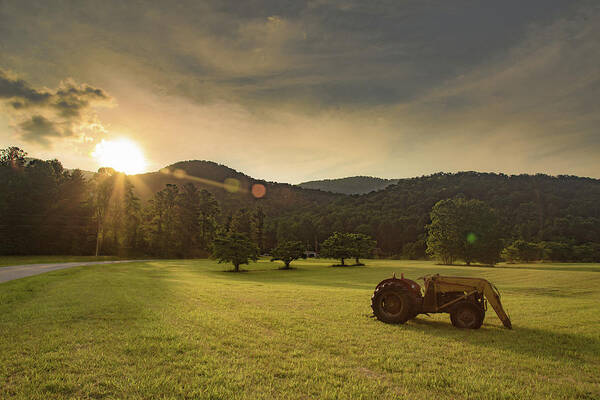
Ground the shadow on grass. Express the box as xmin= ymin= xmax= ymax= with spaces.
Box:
xmin=495 ymin=264 xmax=600 ymax=273
xmin=432 ymin=260 xmax=600 ymax=273
xmin=330 ymin=264 xmax=366 ymax=268
xmin=213 ymin=267 xmax=289 ymax=276
xmin=395 ymin=317 xmax=600 ymax=364
xmin=435 ymin=262 xmax=497 ymax=268
xmin=430 ymin=262 xmax=600 ymax=273
xmin=506 ymin=286 xmax=595 ymax=298
xmin=196 ymin=263 xmax=431 ymax=290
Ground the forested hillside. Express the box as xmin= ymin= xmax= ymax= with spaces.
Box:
xmin=2 ymin=147 xmax=599 ymax=261
xmin=298 ymin=176 xmax=399 ymax=194
xmin=267 ymin=172 xmax=600 ymax=259
xmin=129 ymin=160 xmax=340 ymax=216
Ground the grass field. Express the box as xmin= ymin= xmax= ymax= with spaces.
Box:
xmin=1 ymin=258 xmax=598 ymax=399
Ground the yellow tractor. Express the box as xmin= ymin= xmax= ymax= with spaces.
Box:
xmin=371 ymin=273 xmax=512 ymax=329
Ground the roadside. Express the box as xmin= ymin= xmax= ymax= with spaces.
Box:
xmin=0 ymin=256 xmax=121 ymax=268
xmin=0 ymin=260 xmax=148 ymax=283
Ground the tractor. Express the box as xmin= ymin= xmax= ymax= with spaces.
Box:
xmin=371 ymin=273 xmax=512 ymax=329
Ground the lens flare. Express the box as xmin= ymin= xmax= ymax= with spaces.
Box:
xmin=252 ymin=183 xmax=266 ymax=198
xmin=92 ymin=139 xmax=146 ymax=174
xmin=466 ymin=232 xmax=477 ymax=244
xmin=173 ymin=169 xmax=186 ymax=179
xmin=224 ymin=178 xmax=241 ymax=193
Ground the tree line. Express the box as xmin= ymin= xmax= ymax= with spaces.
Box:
xmin=2 ymin=147 xmax=599 ymax=263
xmin=266 ymin=171 xmax=600 ymax=263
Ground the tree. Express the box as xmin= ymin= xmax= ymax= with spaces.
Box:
xmin=0 ymin=146 xmax=27 ymax=168
xmin=501 ymin=240 xmax=540 ymax=263
xmin=540 ymin=241 xmax=573 ymax=262
xmin=350 ymin=233 xmax=376 ymax=265
xmin=50 ymin=169 xmax=94 ymax=255
xmin=271 ymin=240 xmax=304 ymax=269
xmin=252 ymin=207 xmax=266 ymax=253
xmin=402 ymin=238 xmax=426 ymax=260
xmin=91 ymin=168 xmax=117 ymax=256
xmin=123 ymin=179 xmax=142 ymax=254
xmin=275 ymin=218 xmax=295 ymax=243
xmin=321 ymin=232 xmax=355 ymax=266
xmin=143 ymin=184 xmax=181 ymax=257
xmin=212 ymin=232 xmax=259 ymax=272
xmin=177 ymin=183 xmax=202 ymax=257
xmin=0 ymin=149 xmax=97 ymax=255
xmin=231 ymin=208 xmax=253 ymax=235
xmin=425 ymin=199 xmax=462 ymax=264
xmin=198 ymin=189 xmax=220 ymax=251
xmin=573 ymin=243 xmax=600 ymax=262
xmin=426 ymin=198 xmax=503 ymax=266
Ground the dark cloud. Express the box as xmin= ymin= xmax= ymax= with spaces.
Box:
xmin=0 ymin=70 xmax=109 ymax=115
xmin=0 ymin=70 xmax=52 ymax=105
xmin=18 ymin=115 xmax=65 ymax=145
xmin=0 ymin=0 xmax=577 ymax=107
xmin=0 ymin=69 xmax=111 ymax=145
xmin=53 ymin=82 xmax=109 ymax=118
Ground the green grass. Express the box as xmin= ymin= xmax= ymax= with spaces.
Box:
xmin=0 ymin=255 xmax=121 ymax=268
xmin=1 ymin=258 xmax=598 ymax=399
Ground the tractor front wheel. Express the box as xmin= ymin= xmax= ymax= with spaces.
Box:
xmin=450 ymin=301 xmax=485 ymax=329
xmin=371 ymin=284 xmax=415 ymax=324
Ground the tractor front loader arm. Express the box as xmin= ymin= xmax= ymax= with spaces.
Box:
xmin=482 ymin=283 xmax=512 ymax=329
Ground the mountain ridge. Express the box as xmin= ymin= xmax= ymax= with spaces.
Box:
xmin=77 ymin=159 xmax=600 ymax=193
xmin=126 ymin=160 xmax=342 ymax=217
xmin=298 ymin=176 xmax=400 ymax=194
xmin=5 ymin=156 xmax=600 ymax=259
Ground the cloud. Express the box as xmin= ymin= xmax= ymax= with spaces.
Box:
xmin=18 ymin=115 xmax=65 ymax=145
xmin=0 ymin=1 xmax=598 ymax=178
xmin=52 ymin=81 xmax=110 ymax=118
xmin=383 ymin=6 xmax=600 ymax=160
xmin=0 ymin=1 xmax=577 ymax=108
xmin=0 ymin=69 xmax=112 ymax=146
xmin=0 ymin=71 xmax=52 ymax=106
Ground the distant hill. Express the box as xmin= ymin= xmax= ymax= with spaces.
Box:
xmin=128 ymin=164 xmax=600 ymax=257
xmin=298 ymin=176 xmax=399 ymax=194
xmin=128 ymin=160 xmax=341 ymax=216
xmin=303 ymin=172 xmax=600 ymax=256
xmin=130 ymin=160 xmax=254 ymax=199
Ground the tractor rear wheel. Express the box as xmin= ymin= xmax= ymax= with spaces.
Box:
xmin=450 ymin=301 xmax=485 ymax=329
xmin=371 ymin=283 xmax=415 ymax=324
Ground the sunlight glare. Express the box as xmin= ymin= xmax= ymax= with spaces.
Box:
xmin=92 ymin=139 xmax=147 ymax=174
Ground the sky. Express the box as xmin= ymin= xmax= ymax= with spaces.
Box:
xmin=0 ymin=0 xmax=599 ymax=183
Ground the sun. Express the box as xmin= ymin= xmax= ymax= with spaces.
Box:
xmin=92 ymin=139 xmax=147 ymax=174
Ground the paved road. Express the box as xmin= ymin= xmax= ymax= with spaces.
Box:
xmin=0 ymin=260 xmax=148 ymax=283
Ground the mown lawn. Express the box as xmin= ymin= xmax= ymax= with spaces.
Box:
xmin=0 ymin=256 xmax=120 ymax=268
xmin=0 ymin=259 xmax=598 ymax=399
